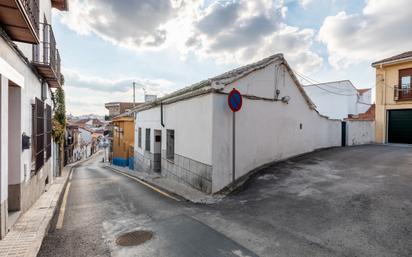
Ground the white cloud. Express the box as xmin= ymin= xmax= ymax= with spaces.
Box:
xmin=319 ymin=0 xmax=412 ymax=69
xmin=58 ymin=0 xmax=202 ymax=49
xmin=63 ymin=69 xmax=177 ymax=115
xmin=299 ymin=0 xmax=315 ymax=9
xmin=184 ymin=0 xmax=322 ymax=73
xmin=58 ymin=0 xmax=323 ymax=74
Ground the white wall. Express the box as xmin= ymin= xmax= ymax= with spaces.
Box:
xmin=0 ymin=75 xmax=8 ymax=202
xmin=135 ymin=94 xmax=214 ymax=165
xmin=212 ymin=63 xmax=342 ymax=192
xmin=304 ymin=81 xmax=367 ymax=120
xmin=346 ymin=121 xmax=375 ymax=146
xmin=0 ymin=29 xmax=54 ymax=187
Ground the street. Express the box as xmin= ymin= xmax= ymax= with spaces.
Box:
xmin=38 ymin=145 xmax=412 ymax=257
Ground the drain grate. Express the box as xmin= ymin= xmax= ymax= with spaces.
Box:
xmin=116 ymin=230 xmax=153 ymax=247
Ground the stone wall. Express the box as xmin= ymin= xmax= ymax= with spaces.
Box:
xmin=161 ymin=151 xmax=212 ymax=194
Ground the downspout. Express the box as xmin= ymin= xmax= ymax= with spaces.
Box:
xmin=160 ymin=102 xmax=165 ymax=127
xmin=380 ymin=64 xmax=387 ymax=144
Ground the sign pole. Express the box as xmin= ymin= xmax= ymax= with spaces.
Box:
xmin=227 ymin=88 xmax=242 ymax=184
xmin=232 ymin=111 xmax=235 ymax=182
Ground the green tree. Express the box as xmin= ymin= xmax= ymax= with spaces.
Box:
xmin=51 ymin=86 xmax=66 ymax=174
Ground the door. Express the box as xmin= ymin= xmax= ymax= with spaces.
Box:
xmin=153 ymin=130 xmax=161 ymax=172
xmin=388 ymin=109 xmax=412 ymax=144
xmin=341 ymin=121 xmax=347 ymax=147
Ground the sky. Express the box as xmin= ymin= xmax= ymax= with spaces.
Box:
xmin=52 ymin=0 xmax=412 ymax=116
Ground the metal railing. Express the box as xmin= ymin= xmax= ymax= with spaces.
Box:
xmin=20 ymin=0 xmax=39 ymax=35
xmin=394 ymin=84 xmax=412 ymax=100
xmin=32 ymin=23 xmax=61 ymax=83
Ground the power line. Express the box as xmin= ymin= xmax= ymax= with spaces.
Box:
xmin=294 ymin=71 xmax=359 ymax=96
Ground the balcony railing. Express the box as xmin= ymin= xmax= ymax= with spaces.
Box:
xmin=20 ymin=0 xmax=39 ymax=33
xmin=394 ymin=85 xmax=412 ymax=101
xmin=0 ymin=0 xmax=39 ymax=43
xmin=33 ymin=23 xmax=61 ymax=88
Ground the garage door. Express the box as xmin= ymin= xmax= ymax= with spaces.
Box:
xmin=388 ymin=109 xmax=412 ymax=144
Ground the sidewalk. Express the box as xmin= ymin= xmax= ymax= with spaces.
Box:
xmin=0 ymin=161 xmax=79 ymax=257
xmin=105 ymin=164 xmax=222 ymax=204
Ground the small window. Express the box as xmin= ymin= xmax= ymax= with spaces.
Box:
xmin=166 ymin=130 xmax=175 ymax=161
xmin=401 ymin=76 xmax=411 ymax=89
xmin=138 ymin=127 xmax=142 ymax=148
xmin=145 ymin=128 xmax=150 ymax=151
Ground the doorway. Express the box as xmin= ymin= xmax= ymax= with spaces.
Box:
xmin=7 ymin=82 xmax=22 ymax=230
xmin=153 ymin=130 xmax=161 ymax=172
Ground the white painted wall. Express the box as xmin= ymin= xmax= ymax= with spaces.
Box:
xmin=135 ymin=94 xmax=214 ymax=165
xmin=304 ymin=81 xmax=371 ymax=120
xmin=134 ymin=62 xmax=342 ymax=194
xmin=346 ymin=121 xmax=375 ymax=146
xmin=212 ymin=63 xmax=342 ymax=192
xmin=0 ymin=23 xmax=54 ymax=187
xmin=0 ymin=75 xmax=9 ymax=202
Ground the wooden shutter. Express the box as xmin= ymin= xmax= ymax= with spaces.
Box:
xmin=45 ymin=104 xmax=52 ymax=160
xmin=34 ymin=98 xmax=45 ymax=172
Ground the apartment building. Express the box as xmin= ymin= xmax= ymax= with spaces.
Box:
xmin=0 ymin=0 xmax=68 ymax=238
xmin=372 ymin=51 xmax=412 ymax=144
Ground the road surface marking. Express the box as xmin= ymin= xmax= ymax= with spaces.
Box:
xmin=110 ymin=168 xmax=181 ymax=202
xmin=56 ymin=181 xmax=71 ymax=229
xmin=69 ymin=170 xmax=73 ymax=180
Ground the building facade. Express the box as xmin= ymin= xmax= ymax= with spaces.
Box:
xmin=0 ymin=0 xmax=68 ymax=238
xmin=303 ymin=80 xmax=372 ymax=120
xmin=373 ymin=51 xmax=412 ymax=144
xmin=105 ymin=102 xmax=136 ymax=118
xmin=111 ymin=114 xmax=135 ymax=169
xmin=133 ymin=54 xmax=342 ymax=194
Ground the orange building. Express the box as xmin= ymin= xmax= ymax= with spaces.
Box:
xmin=111 ymin=114 xmax=135 ymax=168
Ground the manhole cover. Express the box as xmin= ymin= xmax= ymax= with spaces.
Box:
xmin=116 ymin=230 xmax=153 ymax=247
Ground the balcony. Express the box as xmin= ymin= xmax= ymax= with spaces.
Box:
xmin=33 ymin=23 xmax=61 ymax=88
xmin=0 ymin=0 xmax=39 ymax=43
xmin=394 ymin=85 xmax=412 ymax=101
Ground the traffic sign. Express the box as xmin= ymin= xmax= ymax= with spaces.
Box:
xmin=228 ymin=88 xmax=242 ymax=112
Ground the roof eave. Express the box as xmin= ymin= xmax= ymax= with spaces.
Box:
xmin=372 ymin=56 xmax=412 ymax=68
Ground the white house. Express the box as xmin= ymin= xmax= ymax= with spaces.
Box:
xmin=133 ymin=54 xmax=342 ymax=194
xmin=0 ymin=0 xmax=68 ymax=238
xmin=303 ymin=80 xmax=372 ymax=120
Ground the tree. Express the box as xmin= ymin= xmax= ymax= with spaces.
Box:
xmin=51 ymin=86 xmax=66 ymax=175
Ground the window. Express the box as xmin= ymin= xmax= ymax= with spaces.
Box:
xmin=145 ymin=128 xmax=151 ymax=151
xmin=138 ymin=127 xmax=142 ymax=148
xmin=399 ymin=68 xmax=412 ymax=99
xmin=399 ymin=68 xmax=412 ymax=88
xmin=166 ymin=130 xmax=175 ymax=161
xmin=401 ymin=76 xmax=411 ymax=89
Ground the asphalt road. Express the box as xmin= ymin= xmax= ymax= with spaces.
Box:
xmin=38 ymin=145 xmax=412 ymax=257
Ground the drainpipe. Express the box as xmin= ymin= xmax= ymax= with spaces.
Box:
xmin=160 ymin=102 xmax=165 ymax=127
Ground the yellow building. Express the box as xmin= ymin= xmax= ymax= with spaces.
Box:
xmin=373 ymin=51 xmax=412 ymax=144
xmin=111 ymin=114 xmax=135 ymax=168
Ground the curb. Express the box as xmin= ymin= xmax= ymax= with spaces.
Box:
xmin=28 ymin=152 xmax=100 ymax=257
xmin=104 ymin=164 xmax=186 ymax=202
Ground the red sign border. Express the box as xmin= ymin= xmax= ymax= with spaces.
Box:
xmin=228 ymin=88 xmax=243 ymax=112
